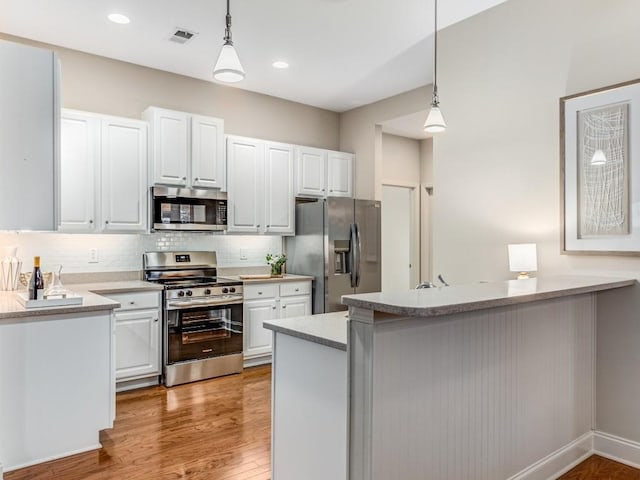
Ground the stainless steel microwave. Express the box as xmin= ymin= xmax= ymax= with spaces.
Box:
xmin=151 ymin=186 xmax=227 ymax=232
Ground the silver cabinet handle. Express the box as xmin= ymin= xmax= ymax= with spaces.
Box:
xmin=182 ymin=177 xmax=186 ymax=181
xmin=154 ymin=317 xmax=158 ymax=322
xmin=295 ymin=288 xmax=299 ymax=292
xmin=258 ymin=291 xmax=263 ymax=295
xmin=282 ymin=305 xmax=287 ymax=309
xmin=194 ymin=177 xmax=199 ymax=181
xmin=105 ymin=220 xmax=109 ymax=224
xmin=129 ymin=301 xmax=135 ymax=305
xmin=89 ymin=219 xmax=93 ymax=224
xmin=257 ymin=224 xmax=261 ymax=228
xmin=272 ymin=306 xmax=276 ymax=310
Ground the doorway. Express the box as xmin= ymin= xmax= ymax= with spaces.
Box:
xmin=381 ymin=184 xmax=418 ymax=291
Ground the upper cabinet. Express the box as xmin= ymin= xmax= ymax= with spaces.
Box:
xmin=59 ymin=109 xmax=148 ymax=233
xmin=227 ymin=136 xmax=294 ymax=235
xmin=0 ymin=40 xmax=60 ymax=231
xmin=295 ymin=147 xmax=354 ymax=198
xmin=144 ymin=107 xmax=225 ymax=190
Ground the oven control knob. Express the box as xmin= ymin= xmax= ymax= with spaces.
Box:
xmin=204 ymin=289 xmax=211 ymax=295
xmin=186 ymin=290 xmax=193 ymax=297
xmin=230 ymin=287 xmax=236 ymax=293
xmin=177 ymin=291 xmax=185 ymax=297
xmin=222 ymin=287 xmax=229 ymax=294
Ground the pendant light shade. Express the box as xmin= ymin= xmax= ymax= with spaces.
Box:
xmin=214 ymin=44 xmax=245 ymax=83
xmin=424 ymin=0 xmax=447 ymax=133
xmin=213 ymin=0 xmax=245 ymax=83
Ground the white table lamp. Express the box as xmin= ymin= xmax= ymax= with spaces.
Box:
xmin=508 ymin=243 xmax=537 ymax=279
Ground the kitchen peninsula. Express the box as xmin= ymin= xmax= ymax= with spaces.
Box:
xmin=0 ymin=290 xmax=120 ymax=472
xmin=265 ymin=275 xmax=638 ymax=480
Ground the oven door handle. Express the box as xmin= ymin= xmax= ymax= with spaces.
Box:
xmin=166 ymin=296 xmax=244 ymax=309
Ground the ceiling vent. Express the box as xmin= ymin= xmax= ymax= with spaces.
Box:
xmin=169 ymin=29 xmax=197 ymax=44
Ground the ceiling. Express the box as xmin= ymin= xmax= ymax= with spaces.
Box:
xmin=0 ymin=0 xmax=507 ymax=114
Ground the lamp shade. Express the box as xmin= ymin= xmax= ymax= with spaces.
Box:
xmin=213 ymin=44 xmax=245 ymax=83
xmin=424 ymin=105 xmax=447 ymax=133
xmin=508 ymin=243 xmax=537 ymax=273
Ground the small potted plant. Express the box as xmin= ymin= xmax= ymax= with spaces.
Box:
xmin=266 ymin=253 xmax=287 ymax=277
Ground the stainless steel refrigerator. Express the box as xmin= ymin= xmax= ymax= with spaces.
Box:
xmin=285 ymin=197 xmax=381 ymax=313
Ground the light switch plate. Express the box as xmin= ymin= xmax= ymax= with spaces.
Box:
xmin=88 ymin=248 xmax=99 ymax=263
xmin=240 ymin=248 xmax=248 ymax=260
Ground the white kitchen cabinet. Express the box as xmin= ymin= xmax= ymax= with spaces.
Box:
xmin=144 ymin=107 xmax=225 ymax=190
xmin=101 ymin=116 xmax=148 ymax=232
xmin=101 ymin=291 xmax=162 ymax=391
xmin=0 ymin=40 xmax=59 ymax=231
xmin=295 ymin=147 xmax=354 ymax=198
xmin=243 ymin=280 xmax=312 ymax=366
xmin=58 ymin=109 xmax=148 ymax=233
xmin=227 ymin=135 xmax=294 ymax=235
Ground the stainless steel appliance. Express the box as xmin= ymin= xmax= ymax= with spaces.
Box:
xmin=285 ymin=198 xmax=381 ymax=313
xmin=151 ymin=186 xmax=227 ymax=232
xmin=143 ymin=251 xmax=243 ymax=387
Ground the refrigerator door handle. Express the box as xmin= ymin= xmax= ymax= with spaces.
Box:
xmin=349 ymin=223 xmax=358 ymax=288
xmin=353 ymin=223 xmax=362 ymax=288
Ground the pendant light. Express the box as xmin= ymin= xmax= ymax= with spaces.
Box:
xmin=213 ymin=0 xmax=245 ymax=83
xmin=424 ymin=0 xmax=446 ymax=133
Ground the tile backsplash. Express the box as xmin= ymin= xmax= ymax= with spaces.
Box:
xmin=0 ymin=232 xmax=283 ymax=273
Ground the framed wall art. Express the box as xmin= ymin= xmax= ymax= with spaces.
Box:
xmin=561 ymin=78 xmax=640 ymax=255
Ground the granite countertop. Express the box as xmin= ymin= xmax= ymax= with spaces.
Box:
xmin=0 ymin=290 xmax=120 ymax=321
xmin=227 ymin=274 xmax=314 ymax=284
xmin=342 ymin=275 xmax=637 ymax=318
xmin=264 ymin=311 xmax=348 ymax=351
xmin=75 ymin=280 xmax=164 ymax=294
xmin=0 ymin=280 xmax=163 ymax=321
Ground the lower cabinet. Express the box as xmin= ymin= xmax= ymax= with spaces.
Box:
xmin=101 ymin=291 xmax=162 ymax=391
xmin=243 ymin=280 xmax=311 ymax=366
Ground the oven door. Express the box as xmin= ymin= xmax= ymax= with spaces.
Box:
xmin=166 ymin=302 xmax=243 ymax=364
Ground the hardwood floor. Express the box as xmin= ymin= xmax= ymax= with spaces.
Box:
xmin=558 ymin=455 xmax=640 ymax=479
xmin=6 ymin=365 xmax=272 ymax=480
xmin=6 ymin=365 xmax=640 ymax=480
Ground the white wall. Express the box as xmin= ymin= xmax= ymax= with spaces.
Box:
xmin=433 ymin=0 xmax=640 ymax=283
xmin=0 ymin=232 xmax=282 ymax=274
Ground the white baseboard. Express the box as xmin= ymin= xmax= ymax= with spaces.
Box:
xmin=594 ymin=431 xmax=640 ymax=470
xmin=2 ymin=443 xmax=101 ymax=473
xmin=508 ymin=433 xmax=593 ymax=480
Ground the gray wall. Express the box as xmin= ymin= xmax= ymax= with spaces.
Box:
xmin=432 ymin=0 xmax=640 ymax=283
xmin=0 ymin=33 xmax=340 ymax=150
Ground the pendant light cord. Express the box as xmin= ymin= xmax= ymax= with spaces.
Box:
xmin=432 ymin=0 xmax=439 ymax=106
xmin=224 ymin=0 xmax=233 ymax=45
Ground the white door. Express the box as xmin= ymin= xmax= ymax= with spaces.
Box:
xmin=296 ymin=146 xmax=326 ymax=197
xmin=59 ymin=110 xmax=99 ymax=232
xmin=115 ymin=309 xmax=160 ymax=380
xmin=101 ymin=117 xmax=148 ymax=232
xmin=327 ymin=151 xmax=353 ymax=198
xmin=227 ymin=136 xmax=264 ymax=233
xmin=149 ymin=108 xmax=188 ymax=186
xmin=280 ymin=296 xmax=311 ymax=318
xmin=382 ymin=185 xmax=414 ymax=292
xmin=191 ymin=114 xmax=225 ymax=190
xmin=264 ymin=142 xmax=294 ymax=235
xmin=244 ymin=299 xmax=277 ymax=358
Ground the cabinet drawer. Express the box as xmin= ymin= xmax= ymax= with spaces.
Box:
xmin=279 ymin=281 xmax=311 ymax=297
xmin=103 ymin=291 xmax=160 ymax=311
xmin=244 ymin=284 xmax=278 ymax=300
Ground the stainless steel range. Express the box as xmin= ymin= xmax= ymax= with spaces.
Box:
xmin=143 ymin=251 xmax=243 ymax=387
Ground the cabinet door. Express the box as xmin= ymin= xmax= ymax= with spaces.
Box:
xmin=296 ymin=146 xmax=326 ymax=197
xmin=244 ymin=299 xmax=277 ymax=358
xmin=264 ymin=142 xmax=294 ymax=235
xmin=327 ymin=151 xmax=354 ymax=198
xmin=0 ymin=41 xmax=57 ymax=230
xmin=191 ymin=115 xmax=225 ymax=190
xmin=280 ymin=295 xmax=312 ymax=319
xmin=115 ymin=309 xmax=160 ymax=380
xmin=227 ymin=136 xmax=264 ymax=233
xmin=148 ymin=108 xmax=188 ymax=186
xmin=59 ymin=110 xmax=99 ymax=232
xmin=101 ymin=117 xmax=148 ymax=232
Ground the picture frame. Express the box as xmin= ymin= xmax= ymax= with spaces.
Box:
xmin=560 ymin=78 xmax=640 ymax=255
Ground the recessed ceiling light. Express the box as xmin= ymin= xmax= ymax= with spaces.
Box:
xmin=272 ymin=61 xmax=289 ymax=69
xmin=108 ymin=13 xmax=130 ymax=24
